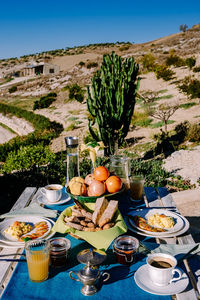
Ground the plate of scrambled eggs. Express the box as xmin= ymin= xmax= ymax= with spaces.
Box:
xmin=0 ymin=216 xmax=52 ymax=245
xmin=128 ymin=209 xmax=185 ymax=236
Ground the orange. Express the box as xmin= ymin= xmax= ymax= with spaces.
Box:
xmin=94 ymin=166 xmax=109 ymax=182
xmin=105 ymin=176 xmax=122 ymax=193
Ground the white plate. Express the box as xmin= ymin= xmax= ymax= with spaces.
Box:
xmin=128 ymin=208 xmax=185 ymax=236
xmin=0 ymin=218 xmax=55 ymax=248
xmin=37 ymin=191 xmax=71 ymax=206
xmin=127 ymin=212 xmax=190 ymax=238
xmin=0 ymin=216 xmax=52 ymax=245
xmin=134 ymin=264 xmax=189 ymax=295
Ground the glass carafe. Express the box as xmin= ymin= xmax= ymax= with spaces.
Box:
xmin=109 ymin=155 xmax=130 ymax=190
xmin=65 ymin=136 xmax=80 ymax=186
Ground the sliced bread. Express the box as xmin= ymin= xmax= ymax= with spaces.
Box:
xmin=92 ymin=197 xmax=108 ymax=225
xmin=98 ymin=200 xmax=118 ymax=228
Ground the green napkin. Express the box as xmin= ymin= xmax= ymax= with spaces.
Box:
xmin=0 ymin=203 xmax=57 ymax=219
xmin=141 ymin=242 xmax=200 ymax=261
xmin=52 ymin=203 xmax=127 ymax=250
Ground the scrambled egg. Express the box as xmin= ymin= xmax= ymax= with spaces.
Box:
xmin=5 ymin=221 xmax=33 ymax=240
xmin=147 ymin=213 xmax=175 ymax=229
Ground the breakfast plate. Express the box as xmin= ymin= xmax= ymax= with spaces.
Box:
xmin=0 ymin=218 xmax=55 ymax=248
xmin=37 ymin=190 xmax=71 ymax=206
xmin=0 ymin=216 xmax=52 ymax=245
xmin=128 ymin=209 xmax=184 ymax=236
xmin=134 ymin=264 xmax=189 ymax=295
xmin=127 ymin=212 xmax=189 ymax=238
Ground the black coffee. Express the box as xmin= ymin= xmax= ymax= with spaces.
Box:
xmin=150 ymin=258 xmax=174 ymax=269
xmin=47 ymin=187 xmax=61 ymax=191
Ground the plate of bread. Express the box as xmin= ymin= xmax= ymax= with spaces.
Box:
xmin=52 ymin=197 xmax=127 ymax=249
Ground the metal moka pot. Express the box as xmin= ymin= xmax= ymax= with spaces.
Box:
xmin=69 ymin=248 xmax=110 ymax=296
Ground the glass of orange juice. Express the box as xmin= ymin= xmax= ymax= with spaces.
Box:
xmin=25 ymin=239 xmax=50 ymax=282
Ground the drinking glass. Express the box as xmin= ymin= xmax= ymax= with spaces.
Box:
xmin=130 ymin=175 xmax=144 ymax=201
xmin=25 ymin=239 xmax=50 ymax=282
xmin=109 ymin=155 xmax=130 ymax=190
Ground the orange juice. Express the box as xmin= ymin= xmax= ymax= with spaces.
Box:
xmin=27 ymin=251 xmax=49 ymax=282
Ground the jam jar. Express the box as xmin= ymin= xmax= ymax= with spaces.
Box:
xmin=113 ymin=235 xmax=139 ymax=265
xmin=50 ymin=238 xmax=71 ymax=267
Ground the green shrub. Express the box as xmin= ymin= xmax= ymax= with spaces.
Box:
xmin=141 ymin=53 xmax=156 ymax=71
xmin=87 ymin=62 xmax=98 ymax=69
xmin=119 ymin=45 xmax=130 ymax=51
xmin=178 ymin=77 xmax=200 ymax=99
xmin=193 ymin=66 xmax=200 ymax=72
xmin=79 ymin=61 xmax=85 ymax=66
xmin=179 ymin=102 xmax=197 ymax=109
xmin=186 ymin=123 xmax=200 ymax=142
xmin=165 ymin=55 xmax=185 ymax=67
xmin=33 ymin=92 xmax=57 ymax=110
xmin=131 ymin=111 xmax=153 ymax=127
xmin=2 ymin=144 xmax=55 ymax=173
xmin=8 ymin=86 xmax=17 ymax=93
xmin=154 ymin=65 xmax=175 ymax=81
xmin=65 ymin=122 xmax=78 ymax=131
xmin=0 ymin=103 xmax=63 ymax=162
xmin=68 ymin=84 xmax=85 ymax=103
xmin=185 ymin=57 xmax=196 ymax=69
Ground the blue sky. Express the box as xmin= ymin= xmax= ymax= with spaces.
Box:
xmin=0 ymin=0 xmax=200 ymax=59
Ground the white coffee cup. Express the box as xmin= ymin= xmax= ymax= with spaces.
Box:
xmin=146 ymin=253 xmax=182 ymax=286
xmin=41 ymin=184 xmax=63 ymax=203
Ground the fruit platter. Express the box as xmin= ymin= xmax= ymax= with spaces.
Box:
xmin=66 ymin=166 xmax=125 ymax=203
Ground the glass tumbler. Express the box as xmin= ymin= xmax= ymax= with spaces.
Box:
xmin=109 ymin=155 xmax=130 ymax=190
xmin=25 ymin=239 xmax=50 ymax=282
xmin=130 ymin=175 xmax=144 ymax=201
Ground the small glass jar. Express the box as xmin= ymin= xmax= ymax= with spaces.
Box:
xmin=50 ymin=238 xmax=71 ymax=268
xmin=113 ymin=235 xmax=139 ymax=265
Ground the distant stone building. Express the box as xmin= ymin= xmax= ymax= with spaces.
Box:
xmin=22 ymin=62 xmax=60 ymax=76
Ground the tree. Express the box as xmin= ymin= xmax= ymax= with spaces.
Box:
xmin=150 ymin=104 xmax=178 ymax=135
xmin=179 ymin=24 xmax=188 ymax=32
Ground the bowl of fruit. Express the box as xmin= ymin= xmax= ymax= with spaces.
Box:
xmin=66 ymin=166 xmax=125 ymax=203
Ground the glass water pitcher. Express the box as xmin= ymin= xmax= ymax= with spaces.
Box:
xmin=65 ymin=136 xmax=80 ymax=186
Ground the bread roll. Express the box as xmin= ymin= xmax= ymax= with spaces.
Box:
xmin=92 ymin=197 xmax=108 ymax=225
xmin=99 ymin=200 xmax=118 ymax=227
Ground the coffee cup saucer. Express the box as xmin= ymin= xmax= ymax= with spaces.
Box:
xmin=37 ymin=191 xmax=71 ymax=206
xmin=134 ymin=264 xmax=189 ymax=295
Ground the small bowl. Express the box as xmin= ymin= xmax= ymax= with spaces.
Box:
xmin=66 ymin=184 xmax=125 ymax=203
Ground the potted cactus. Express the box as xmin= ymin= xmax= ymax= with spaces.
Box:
xmin=87 ymin=52 xmax=140 ymax=156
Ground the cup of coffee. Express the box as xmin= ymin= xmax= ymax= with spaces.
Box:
xmin=146 ymin=253 xmax=182 ymax=286
xmin=41 ymin=184 xmax=63 ymax=203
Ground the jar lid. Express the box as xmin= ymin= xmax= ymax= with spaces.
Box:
xmin=114 ymin=235 xmax=139 ymax=252
xmin=77 ymin=248 xmax=107 ymax=265
xmin=50 ymin=238 xmax=71 ymax=252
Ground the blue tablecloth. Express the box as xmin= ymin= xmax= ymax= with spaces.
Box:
xmin=1 ymin=188 xmax=174 ymax=300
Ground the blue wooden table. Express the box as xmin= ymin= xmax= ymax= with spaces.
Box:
xmin=0 ymin=187 xmax=199 ymax=300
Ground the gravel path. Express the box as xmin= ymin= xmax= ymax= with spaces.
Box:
xmin=164 ymin=146 xmax=200 ymax=185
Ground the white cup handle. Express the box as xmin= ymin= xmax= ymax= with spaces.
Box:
xmin=40 ymin=187 xmax=46 ymax=196
xmin=170 ymin=268 xmax=182 ymax=284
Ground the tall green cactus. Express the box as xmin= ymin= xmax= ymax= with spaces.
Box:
xmin=87 ymin=52 xmax=140 ymax=156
